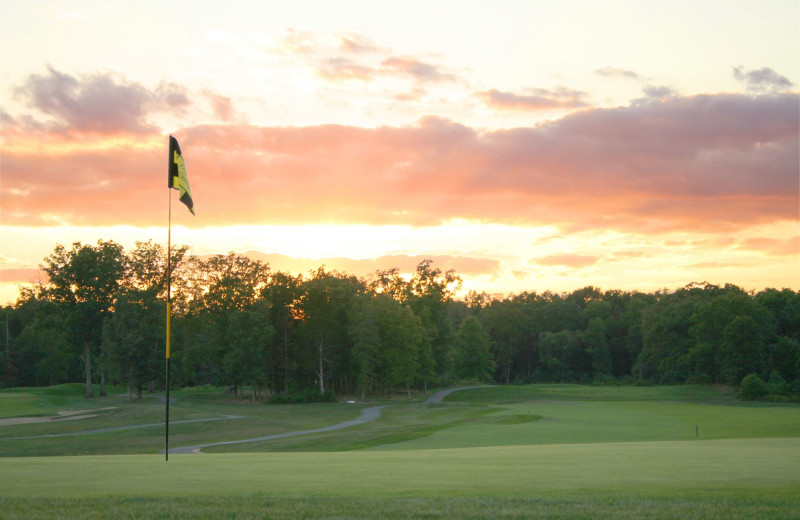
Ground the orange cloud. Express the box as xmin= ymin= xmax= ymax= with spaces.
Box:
xmin=2 ymin=93 xmax=797 ymax=234
xmin=235 ymin=252 xmax=500 ymax=278
xmin=736 ymin=236 xmax=799 ymax=256
xmin=533 ymin=255 xmax=600 ymax=268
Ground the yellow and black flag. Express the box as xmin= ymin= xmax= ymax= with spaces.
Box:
xmin=168 ymin=135 xmax=195 ymax=215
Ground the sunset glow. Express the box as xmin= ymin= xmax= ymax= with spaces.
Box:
xmin=1 ymin=0 xmax=798 ymax=304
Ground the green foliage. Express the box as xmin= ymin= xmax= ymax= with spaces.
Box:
xmin=738 ymin=374 xmax=769 ymax=400
xmin=453 ymin=317 xmax=495 ymax=382
xmin=268 ymin=388 xmax=337 ymax=404
xmin=6 ymin=240 xmax=800 ymax=399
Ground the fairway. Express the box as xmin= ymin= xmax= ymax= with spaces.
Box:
xmin=1 ymin=384 xmax=799 ymax=519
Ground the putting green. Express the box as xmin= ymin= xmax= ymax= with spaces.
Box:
xmin=1 ymin=438 xmax=798 ymax=499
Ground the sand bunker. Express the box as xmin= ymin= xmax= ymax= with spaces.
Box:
xmin=0 ymin=407 xmax=117 ymax=426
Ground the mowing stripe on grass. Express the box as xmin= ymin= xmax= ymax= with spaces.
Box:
xmin=1 ymin=415 xmax=244 ymax=440
xmin=2 ymin=438 xmax=798 ymax=499
xmin=166 ymin=405 xmax=389 ymax=454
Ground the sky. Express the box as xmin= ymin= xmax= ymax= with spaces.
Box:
xmin=1 ymin=0 xmax=798 ymax=304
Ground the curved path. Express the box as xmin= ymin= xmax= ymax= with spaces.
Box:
xmin=166 ymin=405 xmax=390 ymax=454
xmin=2 ymin=387 xmax=495 ymax=450
xmin=169 ymin=385 xmax=497 ymax=454
xmin=424 ymin=385 xmax=496 ymax=404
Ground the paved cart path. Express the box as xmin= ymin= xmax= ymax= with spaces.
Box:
xmin=0 ymin=387 xmax=495 ymax=450
xmin=166 ymin=405 xmax=390 ymax=454
xmin=168 ymin=385 xmax=497 ymax=454
xmin=424 ymin=385 xmax=496 ymax=404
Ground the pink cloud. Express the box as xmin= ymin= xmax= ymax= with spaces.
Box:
xmin=477 ymin=87 xmax=588 ymax=111
xmin=2 ymin=93 xmax=797 ymax=235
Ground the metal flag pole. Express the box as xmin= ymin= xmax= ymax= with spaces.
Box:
xmin=166 ymin=149 xmax=173 ymax=462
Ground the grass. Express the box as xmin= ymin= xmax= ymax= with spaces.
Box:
xmin=1 ymin=383 xmax=798 ymax=518
xmin=3 ymin=496 xmax=797 ymax=520
xmin=1 ymin=439 xmax=798 ymax=518
xmin=0 ymin=384 xmax=373 ymax=456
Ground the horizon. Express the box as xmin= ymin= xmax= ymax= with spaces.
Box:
xmin=2 ymin=1 xmax=798 ymax=305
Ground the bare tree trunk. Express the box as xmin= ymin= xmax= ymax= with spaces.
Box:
xmin=100 ymin=362 xmax=107 ymax=396
xmin=84 ymin=341 xmax=93 ymax=398
xmin=317 ymin=340 xmax=325 ymax=395
xmin=126 ymin=367 xmax=133 ymax=402
xmin=137 ymin=383 xmax=143 ymax=400
xmin=406 ymin=381 xmax=412 ymax=400
xmin=283 ymin=323 xmax=289 ymax=394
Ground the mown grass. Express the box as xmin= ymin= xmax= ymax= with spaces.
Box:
xmin=0 ymin=385 xmax=371 ymax=456
xmin=1 ymin=439 xmax=798 ymax=518
xmin=2 ymin=495 xmax=799 ymax=520
xmin=1 ymin=384 xmax=799 ymax=518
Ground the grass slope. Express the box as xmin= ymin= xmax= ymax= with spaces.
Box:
xmin=1 ymin=439 xmax=798 ymax=519
xmin=1 ymin=384 xmax=798 ymax=519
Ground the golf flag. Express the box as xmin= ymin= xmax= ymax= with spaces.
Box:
xmin=168 ymin=135 xmax=195 ymax=215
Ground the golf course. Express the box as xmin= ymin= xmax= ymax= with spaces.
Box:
xmin=1 ymin=383 xmax=798 ymax=519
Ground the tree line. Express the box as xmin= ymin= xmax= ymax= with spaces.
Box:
xmin=2 ymin=240 xmax=799 ymax=401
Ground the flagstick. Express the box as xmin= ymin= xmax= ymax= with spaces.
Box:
xmin=166 ymin=182 xmax=172 ymax=461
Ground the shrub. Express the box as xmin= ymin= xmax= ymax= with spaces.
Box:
xmin=269 ymin=389 xmax=337 ymax=404
xmin=738 ymin=374 xmax=768 ymax=400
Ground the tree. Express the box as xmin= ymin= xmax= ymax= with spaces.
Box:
xmin=221 ymin=301 xmax=275 ymax=400
xmin=719 ymin=315 xmax=765 ymax=385
xmin=453 ymin=317 xmax=495 ymax=382
xmin=12 ymin=300 xmax=72 ymax=386
xmin=582 ymin=317 xmax=612 ymax=378
xmin=375 ymin=295 xmax=423 ymax=399
xmin=181 ymin=252 xmax=270 ymax=388
xmin=348 ymin=295 xmax=382 ymax=400
xmin=405 ymin=260 xmax=462 ymax=389
xmin=39 ymin=241 xmax=127 ymax=397
xmin=689 ymin=286 xmax=775 ymax=383
xmin=261 ymin=272 xmax=303 ymax=395
xmin=481 ymin=299 xmax=525 ymax=384
xmin=538 ymin=330 xmax=576 ymax=381
xmin=297 ymin=268 xmax=361 ymax=395
xmin=636 ymin=286 xmax=711 ymax=383
xmin=103 ymin=289 xmax=162 ymax=401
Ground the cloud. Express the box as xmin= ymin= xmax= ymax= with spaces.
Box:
xmin=684 ymin=261 xmax=745 ymax=269
xmin=380 ymin=56 xmax=457 ymax=83
xmin=203 ymin=91 xmax=245 ymax=123
xmin=642 ymin=85 xmax=676 ymax=99
xmin=477 ymin=87 xmax=588 ymax=111
xmin=275 ymin=28 xmax=319 ymax=54
xmin=318 ymin=57 xmax=379 ymax=82
xmin=736 ymin=236 xmax=799 ymax=256
xmin=13 ymin=67 xmax=189 ymax=135
xmin=533 ymin=255 xmax=600 ymax=268
xmin=338 ymin=34 xmax=381 ymax=54
xmin=733 ymin=66 xmax=794 ymax=93
xmin=238 ymin=252 xmax=500 ymax=277
xmin=2 ymin=93 xmax=797 ymax=234
xmin=594 ymin=67 xmax=643 ymax=80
